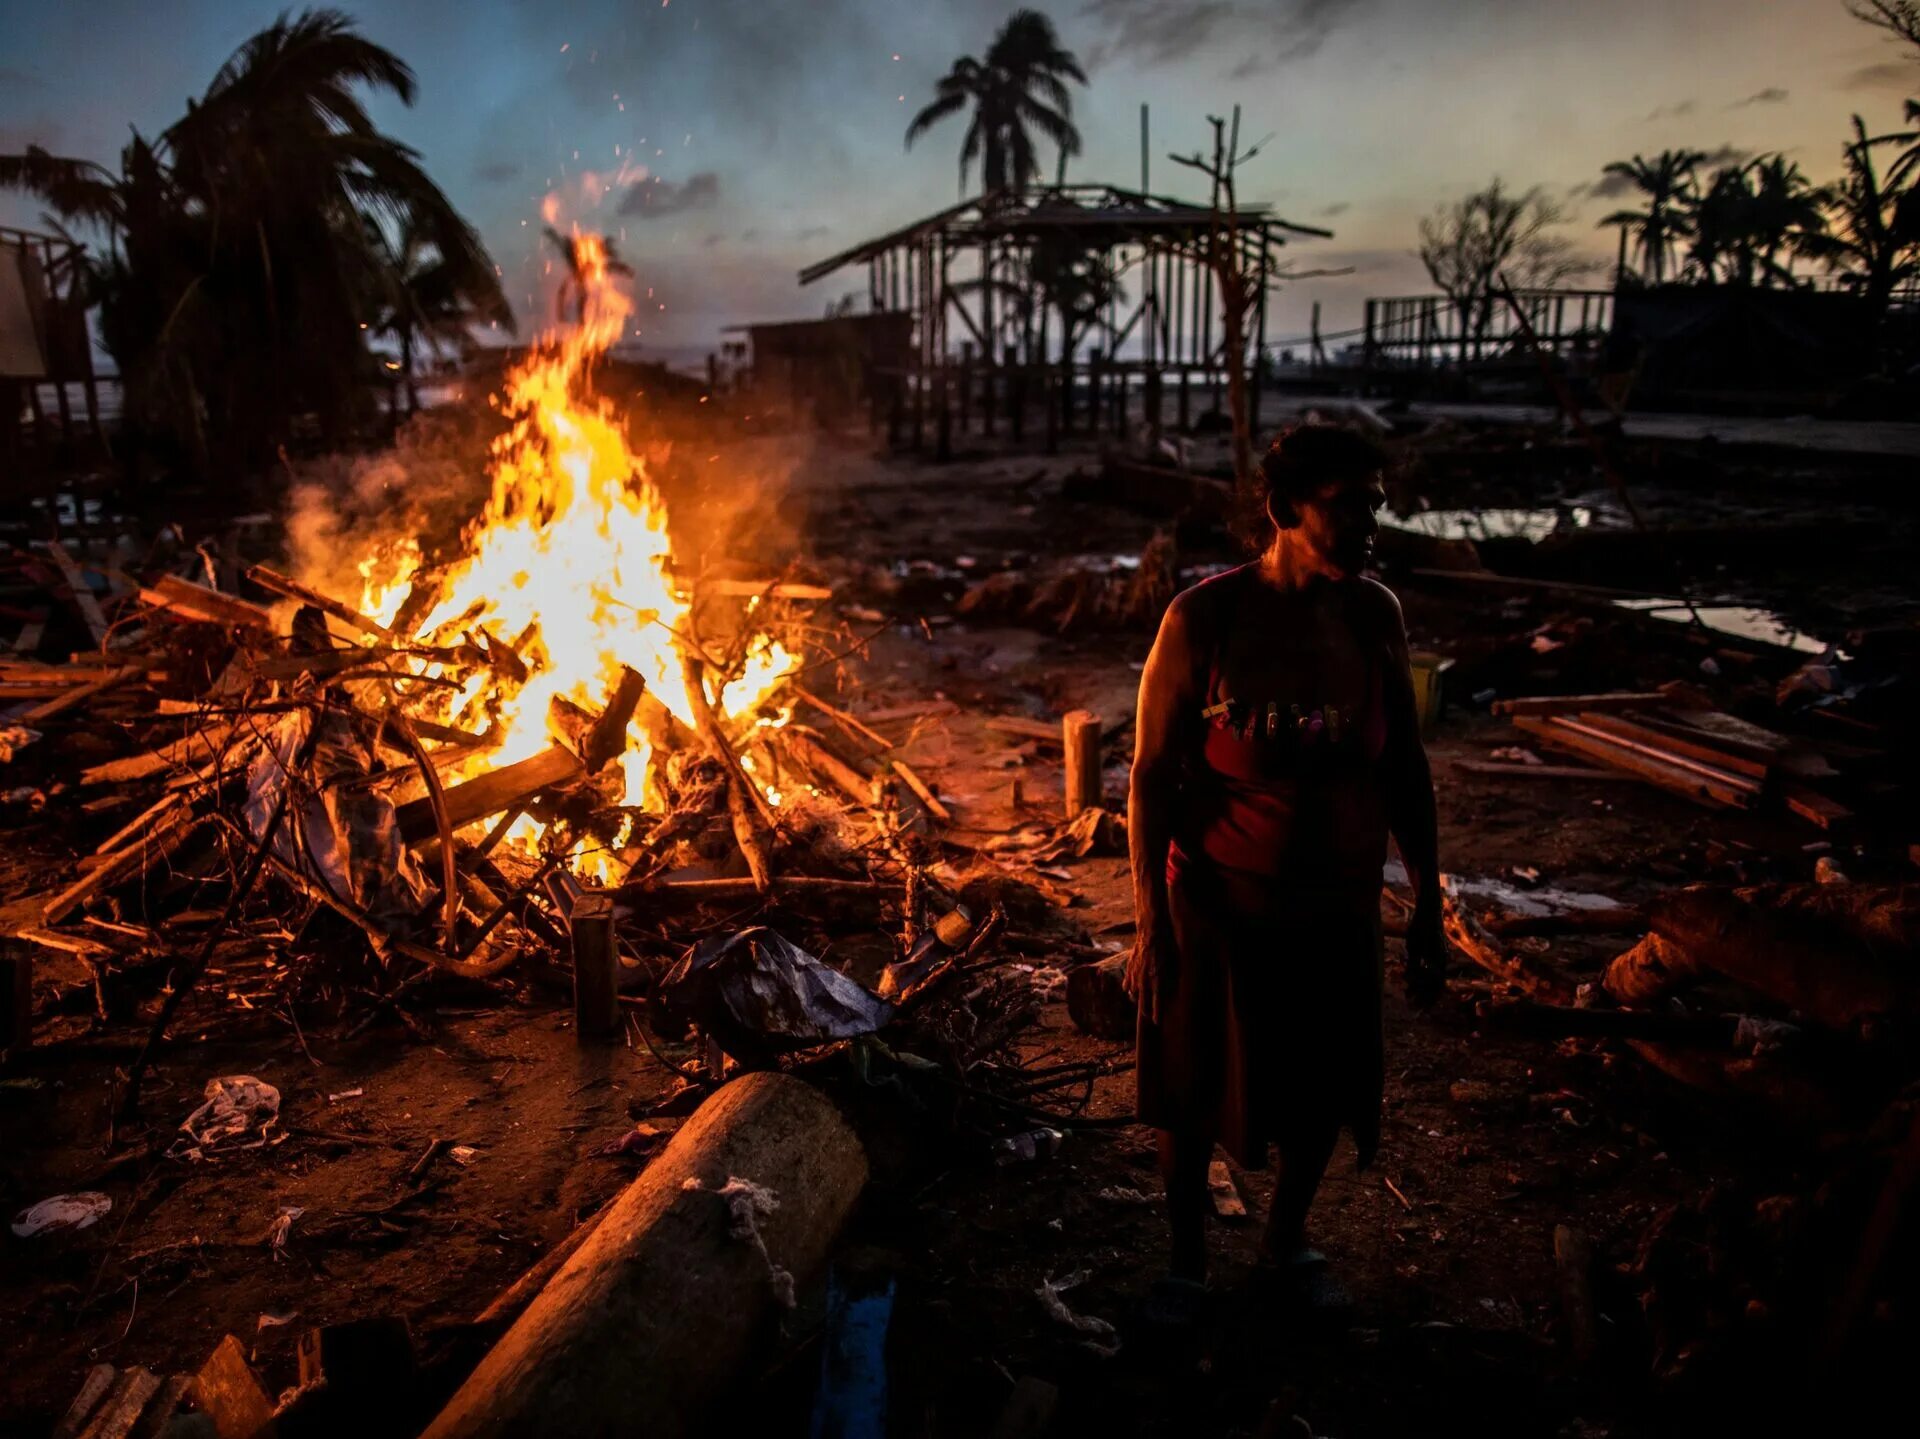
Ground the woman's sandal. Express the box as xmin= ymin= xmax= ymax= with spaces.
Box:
xmin=1252 ymin=1247 xmax=1353 ymax=1317
xmin=1138 ymin=1275 xmax=1210 ymax=1330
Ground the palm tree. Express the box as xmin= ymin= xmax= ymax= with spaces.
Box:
xmin=1685 ymin=164 xmax=1762 ymax=284
xmin=1797 ymin=115 xmax=1920 ymax=320
xmin=1597 ymin=149 xmax=1705 ymax=284
xmin=905 ymin=10 xmax=1086 ymax=199
xmin=1745 ymin=155 xmax=1828 ymax=286
xmin=375 ymin=211 xmax=514 ymax=413
xmin=0 ymin=9 xmax=508 ymax=473
xmin=542 ymin=226 xmax=634 ymax=326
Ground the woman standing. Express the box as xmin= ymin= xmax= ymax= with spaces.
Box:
xmin=1124 ymin=424 xmax=1445 ymax=1306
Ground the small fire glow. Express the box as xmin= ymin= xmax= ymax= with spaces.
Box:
xmin=354 ymin=228 xmax=795 ymax=873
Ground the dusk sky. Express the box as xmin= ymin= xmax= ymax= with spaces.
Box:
xmin=4 ymin=0 xmax=1916 ymax=364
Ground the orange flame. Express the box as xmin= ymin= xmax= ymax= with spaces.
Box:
xmin=356 ymin=227 xmax=794 ymax=875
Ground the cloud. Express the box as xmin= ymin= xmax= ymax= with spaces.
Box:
xmin=617 ymin=171 xmax=721 ymax=219
xmin=1698 ymin=143 xmax=1753 ymax=170
xmin=1841 ymin=61 xmax=1914 ymax=90
xmin=1081 ymin=0 xmax=1368 ymax=73
xmin=1644 ymin=99 xmax=1697 ymax=122
xmin=1318 ymin=201 xmax=1350 ymax=216
xmin=473 ymin=159 xmax=523 ymax=185
xmin=1729 ymin=86 xmax=1789 ymax=107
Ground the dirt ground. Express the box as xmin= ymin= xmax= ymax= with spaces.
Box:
xmin=2 ymin=418 xmax=1914 ymax=1437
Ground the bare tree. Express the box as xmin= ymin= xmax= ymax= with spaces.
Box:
xmin=1418 ymin=180 xmax=1593 ymax=359
xmin=1848 ymin=0 xmax=1920 ymax=53
xmin=1170 ymin=110 xmax=1267 ymax=491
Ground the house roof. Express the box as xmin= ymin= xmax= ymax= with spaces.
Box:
xmin=797 ymin=182 xmax=1333 ymax=286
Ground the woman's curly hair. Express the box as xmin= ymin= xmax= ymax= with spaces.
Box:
xmin=1236 ymin=423 xmax=1390 ymax=551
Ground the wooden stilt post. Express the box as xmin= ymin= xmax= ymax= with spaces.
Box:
xmin=571 ymin=892 xmax=619 ymax=1041
xmin=1063 ymin=710 xmax=1102 ymax=819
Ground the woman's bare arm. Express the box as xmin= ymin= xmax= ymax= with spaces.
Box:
xmin=1365 ymin=581 xmax=1446 ymax=1000
xmin=1126 ymin=593 xmax=1203 ymax=1023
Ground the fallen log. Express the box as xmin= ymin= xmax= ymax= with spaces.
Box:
xmin=1603 ymin=931 xmax=1703 ymax=1005
xmin=1650 ymin=884 xmax=1919 ymax=1031
xmin=421 ymin=1072 xmax=867 ymax=1439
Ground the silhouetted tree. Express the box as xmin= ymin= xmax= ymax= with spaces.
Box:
xmin=1418 ymin=180 xmax=1593 ymax=358
xmin=1797 ymin=115 xmax=1920 ymax=319
xmin=905 ymin=10 xmax=1086 ymax=199
xmin=374 ymin=210 xmax=514 ymax=413
xmin=1598 ymin=149 xmax=1705 ymax=284
xmin=0 ymin=9 xmax=509 ymax=473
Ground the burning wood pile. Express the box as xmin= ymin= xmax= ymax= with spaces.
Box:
xmin=0 ymin=234 xmax=1091 ymax=1131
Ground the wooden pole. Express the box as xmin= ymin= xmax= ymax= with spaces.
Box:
xmin=1062 ymin=710 xmax=1102 ymax=818
xmin=571 ymin=891 xmax=619 ymax=1041
xmin=1 ymin=939 xmax=31 ymax=1052
xmin=421 ymin=1073 xmax=867 ymax=1439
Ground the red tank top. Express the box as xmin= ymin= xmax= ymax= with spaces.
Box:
xmin=1173 ymin=567 xmax=1391 ymax=885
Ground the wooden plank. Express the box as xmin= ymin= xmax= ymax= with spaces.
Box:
xmin=74 ymin=1366 xmax=160 ymax=1439
xmin=139 ymin=574 xmax=276 ymax=632
xmin=46 ymin=542 xmax=109 ymax=647
xmin=985 ymin=715 xmax=1062 ymax=744
xmin=81 ymin=722 xmax=239 ymax=786
xmin=1490 ymin=692 xmax=1665 ymax=717
xmin=698 ymin=579 xmax=834 ymax=601
xmin=53 ymin=1364 xmax=116 ymax=1439
xmin=890 ymin=759 xmax=951 ymax=823
xmin=42 ymin=809 xmax=197 ymax=923
xmin=1784 ymin=784 xmax=1852 ymax=831
xmin=22 ymin=665 xmax=142 ymax=723
xmin=1455 ymin=760 xmax=1635 ymax=782
xmin=395 ymin=745 xmax=582 ymax=843
xmin=1512 ymin=717 xmax=1756 ymax=810
xmin=1574 ymin=710 xmax=1771 ymax=781
xmin=1551 ymin=715 xmax=1763 ymax=794
xmin=244 ymin=562 xmax=396 ymax=640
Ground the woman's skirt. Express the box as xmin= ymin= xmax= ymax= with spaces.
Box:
xmin=1136 ymin=846 xmax=1384 ymax=1169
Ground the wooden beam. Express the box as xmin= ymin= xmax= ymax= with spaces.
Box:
xmin=244 ymin=563 xmax=395 ymax=640
xmin=395 ymin=745 xmax=583 ymax=843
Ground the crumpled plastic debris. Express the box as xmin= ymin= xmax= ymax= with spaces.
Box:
xmin=993 ymin=1127 xmax=1066 ymax=1166
xmin=268 ymin=1205 xmax=304 ymax=1257
xmin=174 ymin=1074 xmax=282 ymax=1159
xmin=246 ymin=708 xmax=431 ymax=923
xmin=682 ymin=1174 xmax=795 ymax=1307
xmin=11 ymin=1191 xmax=112 ymax=1239
xmin=1036 ymin=1269 xmax=1120 ymax=1357
xmin=0 ymin=724 xmax=43 ymax=765
xmin=661 ymin=927 xmax=894 ymax=1056
xmin=982 ymin=807 xmax=1127 ymax=864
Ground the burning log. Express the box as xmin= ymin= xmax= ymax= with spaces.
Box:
xmin=245 ymin=562 xmax=397 ymax=640
xmin=681 ymin=652 xmax=775 ymax=891
xmin=420 ymin=1072 xmax=866 ymax=1439
xmin=394 ymin=747 xmax=583 ymax=844
xmin=1441 ymin=891 xmax=1570 ymax=1003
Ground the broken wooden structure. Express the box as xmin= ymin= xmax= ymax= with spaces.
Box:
xmin=796 ymin=183 xmax=1330 ymax=455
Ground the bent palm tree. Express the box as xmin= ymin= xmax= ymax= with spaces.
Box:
xmin=905 ymin=9 xmax=1086 ymax=198
xmin=1597 ymin=149 xmax=1704 ymax=284
xmin=1746 ymin=155 xmax=1829 ymax=286
xmin=1797 ymin=115 xmax=1920 ymax=320
xmin=1 ymin=8 xmax=509 ymax=472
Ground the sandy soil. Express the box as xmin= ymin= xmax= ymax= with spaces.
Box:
xmin=1 ymin=422 xmax=1910 ymax=1437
